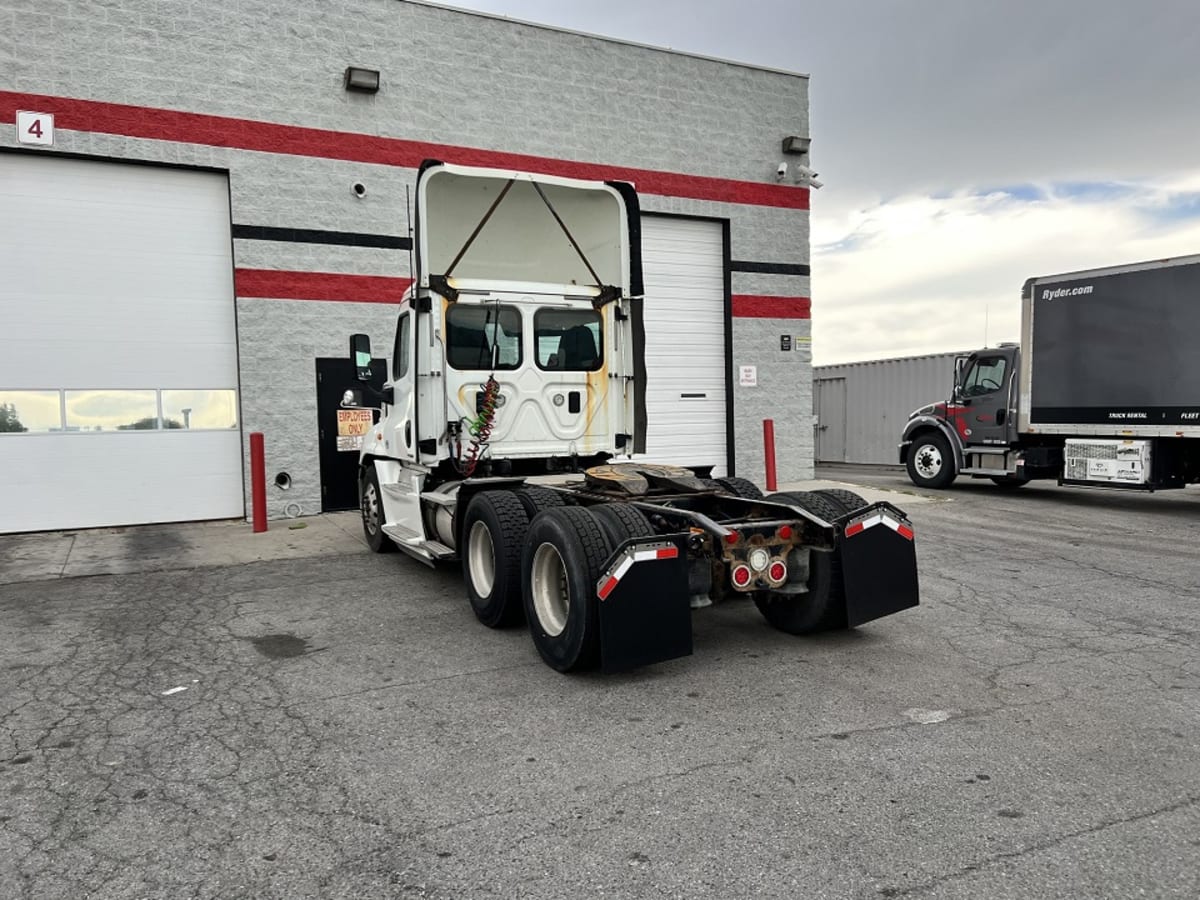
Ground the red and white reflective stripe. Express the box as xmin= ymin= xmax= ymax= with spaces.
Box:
xmin=596 ymin=544 xmax=679 ymax=600
xmin=844 ymin=514 xmax=914 ymax=541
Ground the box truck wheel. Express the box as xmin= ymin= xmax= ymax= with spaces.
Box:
xmin=522 ymin=506 xmax=613 ymax=672
xmin=906 ymin=432 xmax=957 ymax=488
xmin=360 ymin=466 xmax=396 ymax=554
xmin=462 ymin=491 xmax=531 ymax=628
xmin=757 ymin=491 xmax=848 ymax=633
xmin=989 ymin=475 xmax=1029 ymax=488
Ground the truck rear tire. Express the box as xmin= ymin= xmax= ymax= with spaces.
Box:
xmin=522 ymin=506 xmax=613 ymax=672
xmin=360 ymin=466 xmax=396 ymax=554
xmin=812 ymin=488 xmax=868 ymax=516
xmin=990 ymin=475 xmax=1029 ymax=488
xmin=462 ymin=491 xmax=531 ymax=628
xmin=589 ymin=503 xmax=654 ymax=547
xmin=906 ymin=431 xmax=957 ymax=489
xmin=716 ymin=477 xmax=764 ymax=499
xmin=768 ymin=490 xmax=844 ymax=526
xmin=514 ymin=485 xmax=566 ymax=516
xmin=757 ymin=491 xmax=847 ymax=633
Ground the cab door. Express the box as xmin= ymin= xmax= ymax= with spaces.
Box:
xmin=956 ymin=349 xmax=1017 ymax=445
xmin=389 ymin=310 xmax=417 ymax=461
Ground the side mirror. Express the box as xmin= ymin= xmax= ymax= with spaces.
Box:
xmin=350 ymin=334 xmax=372 ymax=381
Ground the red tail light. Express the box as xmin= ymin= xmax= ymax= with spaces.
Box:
xmin=731 ymin=564 xmax=752 ymax=588
xmin=724 ymin=530 xmax=740 ymax=545
xmin=768 ymin=560 xmax=787 ymax=583
xmin=777 ymin=524 xmax=793 ymax=540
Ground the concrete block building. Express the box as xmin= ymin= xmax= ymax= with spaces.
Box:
xmin=0 ymin=0 xmax=815 ymax=533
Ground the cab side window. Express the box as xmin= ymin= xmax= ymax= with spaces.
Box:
xmin=962 ymin=357 xmax=1007 ymax=397
xmin=393 ymin=313 xmax=411 ymax=380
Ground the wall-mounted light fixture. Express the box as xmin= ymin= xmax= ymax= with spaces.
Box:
xmin=344 ymin=66 xmax=381 ymax=94
xmin=781 ymin=135 xmax=811 ymax=156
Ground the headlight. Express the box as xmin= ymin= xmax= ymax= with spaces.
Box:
xmin=909 ymin=404 xmax=935 ymax=419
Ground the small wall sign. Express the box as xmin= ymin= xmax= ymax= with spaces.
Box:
xmin=739 ymin=365 xmax=758 ymax=387
xmin=781 ymin=335 xmax=792 ymax=351
xmin=17 ymin=111 xmax=54 ymax=146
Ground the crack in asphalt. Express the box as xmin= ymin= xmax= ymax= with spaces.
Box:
xmin=880 ymin=794 xmax=1200 ymax=897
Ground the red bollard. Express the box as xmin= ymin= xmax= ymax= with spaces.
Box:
xmin=763 ymin=419 xmax=778 ymax=492
xmin=250 ymin=431 xmax=267 ymax=533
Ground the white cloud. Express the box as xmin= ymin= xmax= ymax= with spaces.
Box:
xmin=811 ymin=173 xmax=1200 ymax=365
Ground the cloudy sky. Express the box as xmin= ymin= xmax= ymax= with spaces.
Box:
xmin=436 ymin=0 xmax=1200 ymax=364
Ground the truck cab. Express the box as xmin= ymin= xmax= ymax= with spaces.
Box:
xmin=899 ymin=343 xmax=1028 ymax=488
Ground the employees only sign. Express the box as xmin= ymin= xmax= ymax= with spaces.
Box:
xmin=336 ymin=408 xmax=373 ymax=452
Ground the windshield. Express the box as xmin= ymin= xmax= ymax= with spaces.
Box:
xmin=961 ymin=357 xmax=1007 ymax=397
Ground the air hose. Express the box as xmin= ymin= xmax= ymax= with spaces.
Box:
xmin=459 ymin=374 xmax=500 ymax=478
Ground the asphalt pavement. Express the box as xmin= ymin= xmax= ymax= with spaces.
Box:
xmin=2 ymin=468 xmax=1198 ymax=899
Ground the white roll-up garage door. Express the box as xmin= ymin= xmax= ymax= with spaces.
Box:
xmin=0 ymin=155 xmax=242 ymax=534
xmin=639 ymin=216 xmax=728 ymax=475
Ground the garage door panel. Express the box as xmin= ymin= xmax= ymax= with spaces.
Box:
xmin=0 ymin=433 xmax=244 ymax=534
xmin=638 ymin=216 xmax=728 ymax=476
xmin=0 ymin=155 xmax=242 ymax=534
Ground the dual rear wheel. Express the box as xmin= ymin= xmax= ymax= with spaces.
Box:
xmin=753 ymin=488 xmax=867 ymax=634
xmin=460 ymin=491 xmax=653 ymax=672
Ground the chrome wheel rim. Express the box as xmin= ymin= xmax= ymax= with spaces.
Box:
xmin=530 ymin=542 xmax=569 ymax=637
xmin=467 ymin=521 xmax=496 ymax=597
xmin=915 ymin=445 xmax=943 ymax=480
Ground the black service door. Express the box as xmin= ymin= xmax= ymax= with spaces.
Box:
xmin=316 ymin=357 xmax=387 ymax=512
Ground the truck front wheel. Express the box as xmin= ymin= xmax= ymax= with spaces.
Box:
xmin=522 ymin=507 xmax=613 ymax=672
xmin=360 ymin=466 xmax=396 ymax=554
xmin=462 ymin=491 xmax=530 ymax=628
xmin=906 ymin=432 xmax=957 ymax=489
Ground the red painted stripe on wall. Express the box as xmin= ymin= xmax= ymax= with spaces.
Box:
xmin=235 ymin=269 xmax=412 ymax=303
xmin=1 ymin=91 xmax=809 ymax=210
xmin=731 ymin=294 xmax=811 ymax=319
xmin=236 ymin=269 xmax=810 ymax=320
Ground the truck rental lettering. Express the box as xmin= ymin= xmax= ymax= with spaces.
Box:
xmin=1041 ymin=284 xmax=1094 ymax=300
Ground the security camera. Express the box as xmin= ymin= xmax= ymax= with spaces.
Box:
xmin=776 ymin=162 xmax=788 ymax=181
xmin=794 ymin=165 xmax=823 ymax=190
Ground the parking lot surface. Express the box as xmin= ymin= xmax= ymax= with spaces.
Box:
xmin=2 ymin=469 xmax=1198 ymax=899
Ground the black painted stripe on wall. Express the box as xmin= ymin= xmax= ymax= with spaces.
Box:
xmin=232 ymin=224 xmax=411 ymax=250
xmin=731 ymin=260 xmax=810 ymax=276
xmin=232 ymin=226 xmax=803 ymax=276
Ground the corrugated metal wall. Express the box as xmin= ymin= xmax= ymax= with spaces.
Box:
xmin=814 ymin=351 xmax=968 ymax=464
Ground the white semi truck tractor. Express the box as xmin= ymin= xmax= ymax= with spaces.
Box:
xmin=346 ymin=162 xmax=919 ymax=673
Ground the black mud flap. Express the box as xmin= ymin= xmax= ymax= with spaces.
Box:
xmin=596 ymin=535 xmax=692 ymax=673
xmin=838 ymin=503 xmax=920 ymax=628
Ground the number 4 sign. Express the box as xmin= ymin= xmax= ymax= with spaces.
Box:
xmin=16 ymin=111 xmax=54 ymax=146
